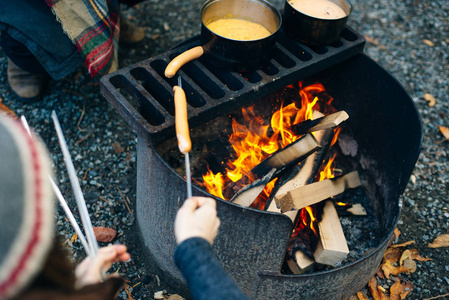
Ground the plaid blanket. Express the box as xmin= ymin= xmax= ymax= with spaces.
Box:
xmin=45 ymin=0 xmax=120 ymax=80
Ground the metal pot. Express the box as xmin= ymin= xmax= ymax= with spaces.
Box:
xmin=282 ymin=0 xmax=353 ymax=46
xmin=165 ymin=0 xmax=281 ymax=78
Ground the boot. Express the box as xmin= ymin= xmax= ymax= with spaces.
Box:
xmin=7 ymin=58 xmax=49 ymax=103
xmin=119 ymin=18 xmax=146 ymax=44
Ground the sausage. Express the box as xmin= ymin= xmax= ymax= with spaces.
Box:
xmin=165 ymin=46 xmax=204 ymax=78
xmin=173 ymin=85 xmax=192 ymax=153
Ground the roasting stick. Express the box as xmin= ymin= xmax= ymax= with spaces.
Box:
xmin=51 ymin=111 xmax=100 ymax=260
xmin=174 ymin=77 xmax=192 ymax=198
xmin=20 ymin=116 xmax=91 ymax=256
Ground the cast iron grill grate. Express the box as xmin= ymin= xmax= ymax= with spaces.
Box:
xmin=100 ymin=26 xmax=365 ymax=144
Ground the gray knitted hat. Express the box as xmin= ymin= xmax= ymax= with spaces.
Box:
xmin=0 ymin=115 xmax=55 ymax=299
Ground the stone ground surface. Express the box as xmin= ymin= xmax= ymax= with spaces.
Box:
xmin=0 ymin=0 xmax=448 ymax=299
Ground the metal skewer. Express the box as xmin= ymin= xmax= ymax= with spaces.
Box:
xmin=20 ymin=116 xmax=91 ymax=256
xmin=174 ymin=77 xmax=193 ymax=199
xmin=51 ymin=111 xmax=99 ymax=257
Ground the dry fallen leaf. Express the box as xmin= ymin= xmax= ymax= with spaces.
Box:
xmin=384 ymin=247 xmax=403 ymax=264
xmin=399 ymin=249 xmax=412 ymax=266
xmin=423 ymin=93 xmax=436 ymax=107
xmin=93 ymin=226 xmax=117 ymax=242
xmin=382 ymin=261 xmax=410 ymax=278
xmin=439 ymin=126 xmax=449 ymax=141
xmin=0 ymin=101 xmax=18 ymax=119
xmin=390 ymin=240 xmax=415 ymax=248
xmin=390 ymin=279 xmax=413 ymax=300
xmin=408 ymin=249 xmax=432 ymax=262
xmin=376 ymin=267 xmax=386 ymax=280
xmin=356 ymin=291 xmax=369 ymax=300
xmin=402 ymin=258 xmax=417 ymax=274
xmin=368 ymin=277 xmax=383 ymax=300
xmin=394 ymin=228 xmax=401 ymax=239
xmin=70 ymin=233 xmax=78 ymax=244
xmin=422 ymin=39 xmax=435 ymax=47
xmin=428 ymin=234 xmax=449 ymax=248
xmin=113 ymin=142 xmax=124 ymax=153
xmin=364 ymin=35 xmax=387 ymax=50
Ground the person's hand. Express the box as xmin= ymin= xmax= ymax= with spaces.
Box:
xmin=74 ymin=244 xmax=130 ymax=290
xmin=174 ymin=197 xmax=221 ymax=245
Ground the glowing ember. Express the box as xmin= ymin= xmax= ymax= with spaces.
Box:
xmin=202 ymin=81 xmax=338 ymax=208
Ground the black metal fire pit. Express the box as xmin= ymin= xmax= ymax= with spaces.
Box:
xmin=100 ymin=26 xmax=422 ymax=299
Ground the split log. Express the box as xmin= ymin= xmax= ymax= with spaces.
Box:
xmin=274 ymin=130 xmax=334 ymax=199
xmin=287 ymin=250 xmax=315 ymax=274
xmin=313 ymin=200 xmax=349 ymax=266
xmin=230 ymin=169 xmax=276 ymax=207
xmin=250 ymin=133 xmax=320 ymax=179
xmin=265 ymin=111 xmax=332 ymax=214
xmin=291 ymin=111 xmax=349 ymax=136
xmin=274 ymin=171 xmax=361 ymax=212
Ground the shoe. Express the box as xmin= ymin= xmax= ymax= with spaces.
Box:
xmin=119 ymin=18 xmax=146 ymax=44
xmin=7 ymin=58 xmax=49 ymax=103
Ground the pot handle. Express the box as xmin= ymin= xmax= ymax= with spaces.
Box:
xmin=164 ymin=46 xmax=204 ymax=78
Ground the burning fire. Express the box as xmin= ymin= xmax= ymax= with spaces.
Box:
xmin=202 ymin=82 xmax=340 ymax=209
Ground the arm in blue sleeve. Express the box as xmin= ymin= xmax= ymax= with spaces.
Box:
xmin=174 ymin=237 xmax=250 ymax=300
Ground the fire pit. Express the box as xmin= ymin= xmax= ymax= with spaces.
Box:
xmin=100 ymin=26 xmax=421 ymax=299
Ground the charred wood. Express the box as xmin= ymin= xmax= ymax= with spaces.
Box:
xmin=290 ymin=111 xmax=349 ymax=136
xmin=250 ymin=133 xmax=320 ymax=179
xmin=230 ymin=169 xmax=276 ymax=207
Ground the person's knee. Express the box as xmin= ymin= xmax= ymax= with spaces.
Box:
xmin=1 ymin=31 xmax=47 ymax=74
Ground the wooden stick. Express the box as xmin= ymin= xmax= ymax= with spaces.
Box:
xmin=287 ymin=250 xmax=315 ymax=274
xmin=266 ymin=111 xmax=330 ymax=214
xmin=274 ymin=171 xmax=361 ymax=212
xmin=251 ymin=133 xmax=320 ymax=179
xmin=274 ymin=123 xmax=332 ymax=198
xmin=313 ymin=200 xmax=349 ymax=266
xmin=291 ymin=111 xmax=349 ymax=136
xmin=230 ymin=169 xmax=276 ymax=207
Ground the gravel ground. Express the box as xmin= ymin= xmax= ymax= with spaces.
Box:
xmin=0 ymin=0 xmax=448 ymax=299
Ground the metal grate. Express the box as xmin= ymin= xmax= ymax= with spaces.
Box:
xmin=100 ymin=26 xmax=365 ymax=144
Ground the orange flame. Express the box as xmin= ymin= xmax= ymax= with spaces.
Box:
xmin=202 ymin=82 xmax=335 ymax=205
xmin=305 ymin=206 xmax=317 ymax=234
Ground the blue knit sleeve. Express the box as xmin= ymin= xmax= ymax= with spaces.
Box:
xmin=174 ymin=237 xmax=250 ymax=300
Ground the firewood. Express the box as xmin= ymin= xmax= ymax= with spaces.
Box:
xmin=287 ymin=250 xmax=315 ymax=274
xmin=313 ymin=200 xmax=349 ymax=266
xmin=250 ymin=133 xmax=320 ymax=179
xmin=274 ymin=171 xmax=361 ymax=212
xmin=230 ymin=169 xmax=276 ymax=207
xmin=274 ymin=129 xmax=333 ymax=198
xmin=291 ymin=111 xmax=349 ymax=136
xmin=265 ymin=111 xmax=332 ymax=213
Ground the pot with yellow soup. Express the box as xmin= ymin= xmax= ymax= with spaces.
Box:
xmin=165 ymin=0 xmax=281 ymax=78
